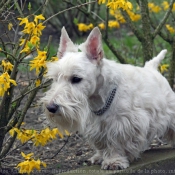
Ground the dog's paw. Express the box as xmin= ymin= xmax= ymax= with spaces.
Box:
xmin=88 ymin=153 xmax=103 ymax=165
xmin=101 ymin=157 xmax=129 ymax=170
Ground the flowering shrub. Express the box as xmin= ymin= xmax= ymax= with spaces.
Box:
xmin=0 ymin=2 xmax=65 ymax=174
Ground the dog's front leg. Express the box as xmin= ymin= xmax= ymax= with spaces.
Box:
xmin=89 ymin=150 xmax=103 ymax=165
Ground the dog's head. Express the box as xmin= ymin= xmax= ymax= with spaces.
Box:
xmin=41 ymin=27 xmax=104 ymax=132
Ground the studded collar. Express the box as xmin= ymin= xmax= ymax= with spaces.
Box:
xmin=93 ymin=87 xmax=117 ymax=116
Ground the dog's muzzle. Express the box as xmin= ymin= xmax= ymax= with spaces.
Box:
xmin=46 ymin=103 xmax=59 ymax=113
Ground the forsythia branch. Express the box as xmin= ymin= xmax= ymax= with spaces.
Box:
xmin=153 ymin=0 xmax=175 ymax=38
xmin=121 ymin=10 xmax=143 ymax=42
xmin=103 ymin=37 xmax=126 ymax=64
xmin=0 ymin=132 xmax=17 ymax=159
xmin=150 ymin=18 xmax=172 ymax=43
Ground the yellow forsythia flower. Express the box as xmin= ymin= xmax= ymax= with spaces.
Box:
xmin=35 ymin=79 xmax=41 ymax=87
xmin=64 ymin=130 xmax=71 ymax=136
xmin=36 ymin=49 xmax=47 ymax=59
xmin=1 ymin=60 xmax=14 ymax=71
xmin=33 ymin=23 xmax=46 ymax=36
xmin=19 ymin=39 xmax=26 ymax=46
xmin=18 ymin=15 xmax=46 ymax=54
xmin=8 ymin=23 xmax=13 ymax=30
xmin=34 ymin=14 xmax=45 ymax=24
xmin=0 ymin=48 xmax=2 ymax=51
xmin=110 ymin=9 xmax=126 ymax=23
xmin=9 ymin=127 xmax=63 ymax=146
xmin=98 ymin=0 xmax=106 ymax=4
xmin=30 ymin=49 xmax=47 ymax=75
xmin=126 ymin=1 xmax=133 ymax=10
xmin=166 ymin=24 xmax=175 ymax=34
xmin=21 ymin=152 xmax=34 ymax=160
xmin=18 ymin=15 xmax=45 ymax=36
xmin=51 ymin=56 xmax=59 ymax=61
xmin=30 ymin=35 xmax=40 ymax=46
xmin=17 ymin=130 xmax=33 ymax=144
xmin=148 ymin=3 xmax=161 ymax=13
xmin=98 ymin=23 xmax=105 ymax=30
xmin=127 ymin=10 xmax=141 ymax=22
xmin=160 ymin=64 xmax=169 ymax=73
xmin=162 ymin=1 xmax=169 ymax=10
xmin=77 ymin=23 xmax=93 ymax=32
xmin=0 ymin=72 xmax=17 ymax=96
xmin=10 ymin=128 xmax=35 ymax=143
xmin=32 ymin=128 xmax=63 ymax=146
xmin=22 ymin=22 xmax=35 ymax=34
xmin=30 ymin=58 xmax=46 ymax=74
xmin=18 ymin=17 xmax=29 ymax=26
xmin=107 ymin=0 xmax=133 ymax=11
xmin=173 ymin=3 xmax=175 ymax=11
xmin=108 ymin=20 xmax=120 ymax=28
xmin=9 ymin=127 xmax=19 ymax=137
xmin=17 ymin=152 xmax=46 ymax=174
xmin=20 ymin=46 xmax=31 ymax=54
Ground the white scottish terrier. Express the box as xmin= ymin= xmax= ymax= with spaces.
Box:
xmin=41 ymin=27 xmax=175 ymax=170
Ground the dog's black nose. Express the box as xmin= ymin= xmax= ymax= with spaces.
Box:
xmin=46 ymin=103 xmax=59 ymax=113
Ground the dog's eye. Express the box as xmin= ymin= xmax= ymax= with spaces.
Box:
xmin=71 ymin=76 xmax=82 ymax=84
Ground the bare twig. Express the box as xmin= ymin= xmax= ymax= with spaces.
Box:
xmin=90 ymin=11 xmax=105 ymax=22
xmin=0 ymin=132 xmax=17 ymax=159
xmin=11 ymin=79 xmax=50 ymax=104
xmin=43 ymin=1 xmax=96 ymax=24
xmin=0 ymin=49 xmax=17 ymax=61
xmin=3 ymin=138 xmax=33 ymax=159
xmin=42 ymin=0 xmax=49 ymax=16
xmin=105 ymin=7 xmax=109 ymax=39
xmin=121 ymin=10 xmax=143 ymax=42
xmin=103 ymin=37 xmax=127 ymax=64
xmin=0 ymin=0 xmax=12 ymax=14
xmin=49 ymin=136 xmax=70 ymax=159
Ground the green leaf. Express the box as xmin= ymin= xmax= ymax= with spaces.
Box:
xmin=73 ymin=18 xmax=78 ymax=25
xmin=28 ymin=2 xmax=32 ymax=10
xmin=12 ymin=102 xmax=17 ymax=108
xmin=27 ymin=41 xmax=34 ymax=50
xmin=44 ymin=46 xmax=48 ymax=52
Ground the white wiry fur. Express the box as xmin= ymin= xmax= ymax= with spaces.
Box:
xmin=41 ymin=26 xmax=175 ymax=170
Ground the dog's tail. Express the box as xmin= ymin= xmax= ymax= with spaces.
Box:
xmin=144 ymin=49 xmax=167 ymax=70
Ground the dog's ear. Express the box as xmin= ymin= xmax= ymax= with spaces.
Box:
xmin=57 ymin=27 xmax=78 ymax=59
xmin=79 ymin=27 xmax=104 ymax=64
